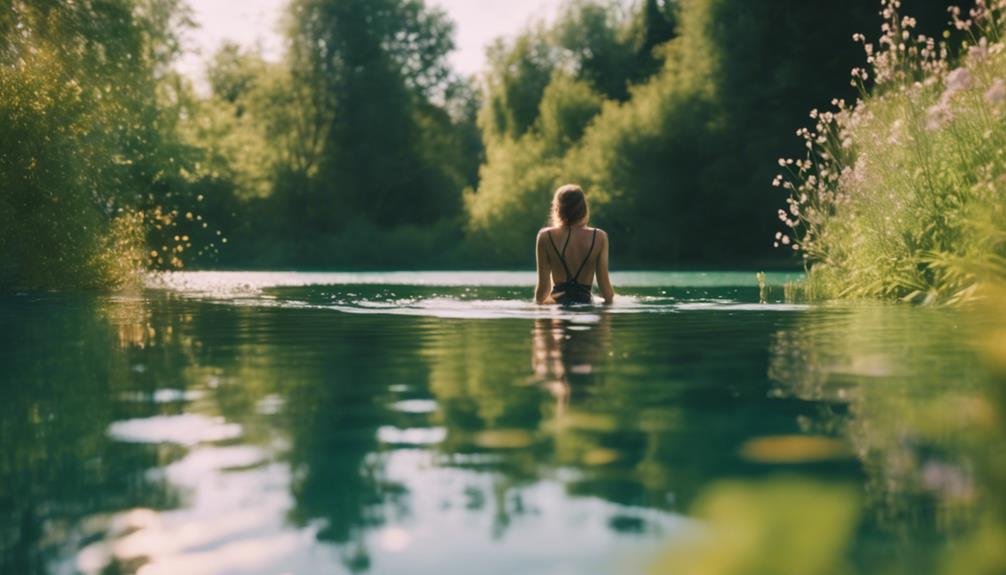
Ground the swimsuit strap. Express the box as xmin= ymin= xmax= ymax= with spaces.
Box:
xmin=547 ymin=228 xmax=575 ymax=280
xmin=571 ymin=229 xmax=598 ymax=284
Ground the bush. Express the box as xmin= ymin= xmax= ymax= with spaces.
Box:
xmin=466 ymin=0 xmax=899 ymax=267
xmin=0 ymin=48 xmax=145 ymax=288
xmin=778 ymin=0 xmax=1006 ymax=303
xmin=0 ymin=0 xmax=201 ymax=290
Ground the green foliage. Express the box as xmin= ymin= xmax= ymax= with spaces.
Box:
xmin=0 ymin=0 xmax=200 ymax=289
xmin=466 ymin=137 xmax=562 ymax=264
xmin=192 ymin=45 xmax=301 ymax=200
xmin=564 ymin=0 xmax=724 ymax=262
xmin=468 ymin=71 xmax=604 ymax=256
xmin=539 ymin=75 xmax=606 ymax=153
xmin=631 ymin=0 xmax=678 ymax=81
xmin=652 ymin=478 xmax=859 ymax=575
xmin=478 ymin=0 xmax=674 ymax=145
xmin=780 ymin=1 xmax=1006 ymax=303
xmin=466 ymin=0 xmax=913 ymax=266
xmin=552 ymin=0 xmax=636 ymax=101
xmin=171 ymin=0 xmax=484 ymax=267
xmin=0 ymin=0 xmax=486 ymax=285
xmin=5 ymin=0 xmax=989 ymax=279
xmin=287 ymin=0 xmax=471 ymax=229
xmin=480 ymin=28 xmax=559 ymax=142
xmin=0 ymin=49 xmax=119 ymax=288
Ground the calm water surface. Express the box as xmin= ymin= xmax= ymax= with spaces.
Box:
xmin=1 ymin=271 xmax=1003 ymax=574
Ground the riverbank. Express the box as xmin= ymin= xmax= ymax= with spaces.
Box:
xmin=779 ymin=1 xmax=1006 ymax=304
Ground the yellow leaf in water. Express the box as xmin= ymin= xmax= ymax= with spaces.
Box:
xmin=739 ymin=435 xmax=851 ymax=463
xmin=583 ymin=448 xmax=620 ymax=466
xmin=473 ymin=429 xmax=535 ymax=449
xmin=558 ymin=412 xmax=617 ymax=432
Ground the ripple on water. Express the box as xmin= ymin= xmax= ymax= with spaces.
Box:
xmin=390 ymin=399 xmax=439 ymax=413
xmin=117 ymin=389 xmax=204 ymax=404
xmin=377 ymin=426 xmax=448 ymax=446
xmin=143 ymin=270 xmax=808 ymax=321
xmin=107 ymin=414 xmax=242 ymax=446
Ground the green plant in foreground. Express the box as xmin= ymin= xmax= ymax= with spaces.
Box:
xmin=650 ymin=478 xmax=860 ymax=575
xmin=777 ymin=0 xmax=1006 ymax=304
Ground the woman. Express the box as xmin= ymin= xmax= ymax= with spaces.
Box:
xmin=535 ymin=184 xmax=615 ymax=305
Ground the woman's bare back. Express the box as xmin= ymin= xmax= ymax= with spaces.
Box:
xmin=541 ymin=226 xmax=601 ymax=286
xmin=535 ymin=225 xmax=614 ymax=304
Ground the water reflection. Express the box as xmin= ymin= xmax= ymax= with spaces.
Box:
xmin=2 ymin=279 xmax=1004 ymax=574
xmin=757 ymin=303 xmax=1004 ymax=573
xmin=532 ymin=315 xmax=612 ymax=413
xmin=769 ymin=306 xmax=989 ymax=520
xmin=0 ymin=295 xmax=181 ymax=574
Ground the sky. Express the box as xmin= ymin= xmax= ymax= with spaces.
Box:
xmin=176 ymin=0 xmax=566 ymax=81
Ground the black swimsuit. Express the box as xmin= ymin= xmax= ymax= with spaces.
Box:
xmin=548 ymin=228 xmax=598 ymax=305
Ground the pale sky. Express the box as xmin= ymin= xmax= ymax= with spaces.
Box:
xmin=176 ymin=0 xmax=566 ymax=81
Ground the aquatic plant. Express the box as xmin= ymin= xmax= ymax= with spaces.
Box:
xmin=776 ymin=0 xmax=1006 ymax=303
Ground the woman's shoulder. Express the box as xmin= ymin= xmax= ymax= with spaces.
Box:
xmin=536 ymin=227 xmax=553 ymax=249
xmin=538 ymin=225 xmax=607 ymax=237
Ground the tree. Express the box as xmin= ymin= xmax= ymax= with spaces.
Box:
xmin=0 ymin=0 xmax=199 ymax=287
xmin=286 ymin=0 xmax=467 ymax=229
xmin=631 ymin=0 xmax=678 ymax=81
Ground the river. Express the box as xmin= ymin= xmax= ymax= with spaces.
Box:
xmin=1 ymin=271 xmax=1002 ymax=574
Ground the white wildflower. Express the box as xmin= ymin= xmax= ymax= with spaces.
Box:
xmin=926 ymin=99 xmax=952 ymax=130
xmin=985 ymin=78 xmax=1006 ymax=104
xmin=968 ymin=37 xmax=989 ymax=62
xmin=945 ymin=67 xmax=973 ymax=93
xmin=888 ymin=118 xmax=903 ymax=145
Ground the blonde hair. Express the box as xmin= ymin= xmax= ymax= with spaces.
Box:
xmin=550 ymin=184 xmax=589 ymax=228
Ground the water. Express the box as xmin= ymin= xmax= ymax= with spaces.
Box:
xmin=1 ymin=271 xmax=1003 ymax=574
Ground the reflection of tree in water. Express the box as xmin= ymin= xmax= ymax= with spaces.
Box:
xmin=279 ymin=313 xmax=421 ymax=572
xmin=0 ymin=295 xmax=185 ymax=574
xmin=767 ymin=303 xmax=1004 ymax=568
xmin=536 ymin=312 xmax=827 ymax=514
xmin=418 ymin=318 xmax=543 ymax=538
xmin=21 ymin=287 xmax=1001 ymax=573
xmin=2 ymin=292 xmax=418 ymax=574
xmin=422 ymin=309 xmax=834 ymax=538
xmin=531 ymin=316 xmax=672 ymax=519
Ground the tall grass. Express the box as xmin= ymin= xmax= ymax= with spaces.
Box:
xmin=778 ymin=0 xmax=1006 ymax=304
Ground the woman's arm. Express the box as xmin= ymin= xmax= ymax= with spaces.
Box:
xmin=596 ymin=231 xmax=615 ymax=304
xmin=535 ymin=230 xmax=555 ymax=304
